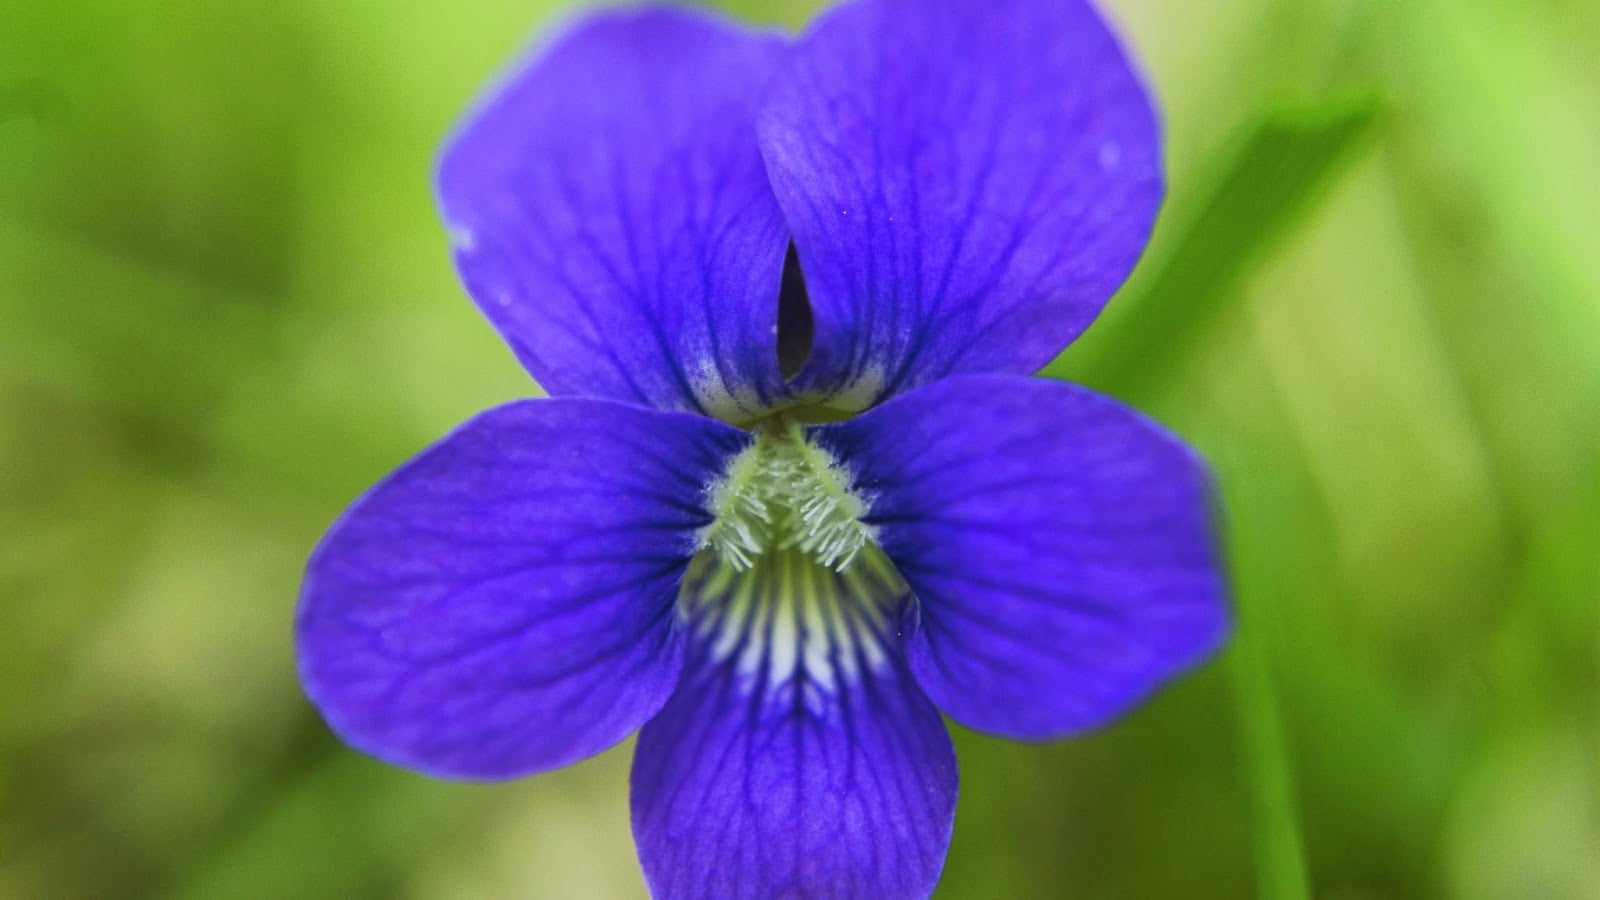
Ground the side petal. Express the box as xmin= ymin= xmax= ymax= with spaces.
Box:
xmin=438 ymin=7 xmax=792 ymax=422
xmin=759 ymin=0 xmax=1163 ymax=406
xmin=812 ymin=375 xmax=1228 ymax=738
xmin=631 ymin=552 xmax=956 ymax=899
xmin=297 ymin=399 xmax=749 ymax=779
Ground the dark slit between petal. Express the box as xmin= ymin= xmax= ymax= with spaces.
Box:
xmin=776 ymin=241 xmax=814 ymax=381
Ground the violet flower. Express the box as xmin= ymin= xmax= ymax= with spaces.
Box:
xmin=297 ymin=0 xmax=1229 ymax=895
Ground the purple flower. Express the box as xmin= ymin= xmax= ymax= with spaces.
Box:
xmin=296 ymin=0 xmax=1229 ymax=896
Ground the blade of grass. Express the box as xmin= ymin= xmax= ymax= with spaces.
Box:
xmin=1045 ymin=93 xmax=1383 ymax=398
xmin=1224 ymin=463 xmax=1316 ymax=900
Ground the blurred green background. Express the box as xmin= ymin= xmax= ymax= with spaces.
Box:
xmin=3 ymin=0 xmax=1597 ymax=896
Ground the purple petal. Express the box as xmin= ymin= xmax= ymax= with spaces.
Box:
xmin=438 ymin=7 xmax=792 ymax=421
xmin=631 ymin=554 xmax=956 ymax=898
xmin=758 ymin=0 xmax=1163 ymax=406
xmin=297 ymin=399 xmax=749 ymax=779
xmin=812 ymin=375 xmax=1227 ymax=738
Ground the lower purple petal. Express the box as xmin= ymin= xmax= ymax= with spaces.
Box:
xmin=631 ymin=553 xmax=956 ymax=899
xmin=297 ymin=398 xmax=748 ymax=779
xmin=813 ymin=375 xmax=1228 ymax=739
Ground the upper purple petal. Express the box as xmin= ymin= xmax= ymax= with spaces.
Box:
xmin=758 ymin=0 xmax=1163 ymax=407
xmin=296 ymin=398 xmax=749 ymax=779
xmin=813 ymin=375 xmax=1227 ymax=738
xmin=437 ymin=6 xmax=792 ymax=421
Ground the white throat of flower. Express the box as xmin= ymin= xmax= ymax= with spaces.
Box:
xmin=686 ymin=416 xmax=905 ymax=705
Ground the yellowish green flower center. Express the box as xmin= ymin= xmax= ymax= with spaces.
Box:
xmin=698 ymin=415 xmax=878 ymax=572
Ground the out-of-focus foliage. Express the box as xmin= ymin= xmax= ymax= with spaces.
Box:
xmin=1 ymin=0 xmax=1595 ymax=896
